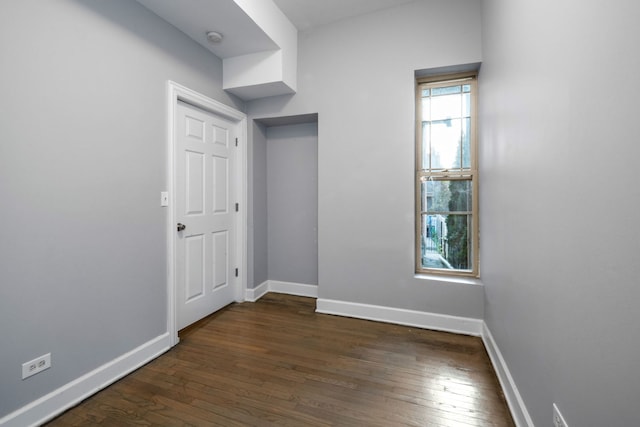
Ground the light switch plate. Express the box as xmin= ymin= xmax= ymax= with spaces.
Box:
xmin=160 ymin=191 xmax=169 ymax=207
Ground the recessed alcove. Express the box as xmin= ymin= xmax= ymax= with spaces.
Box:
xmin=252 ymin=114 xmax=319 ymax=289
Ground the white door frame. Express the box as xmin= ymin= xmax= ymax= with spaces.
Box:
xmin=166 ymin=81 xmax=247 ymax=346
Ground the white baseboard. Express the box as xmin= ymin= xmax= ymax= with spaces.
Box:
xmin=482 ymin=323 xmax=534 ymax=427
xmin=316 ymin=298 xmax=483 ymax=336
xmin=0 ymin=333 xmax=171 ymax=427
xmin=245 ymin=280 xmax=270 ymax=302
xmin=268 ymin=280 xmax=318 ymax=297
xmin=245 ymin=280 xmax=318 ymax=302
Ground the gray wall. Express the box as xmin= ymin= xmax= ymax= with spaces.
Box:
xmin=251 ymin=122 xmax=269 ymax=287
xmin=267 ymin=123 xmax=318 ymax=285
xmin=247 ymin=0 xmax=484 ymax=318
xmin=480 ymin=0 xmax=640 ymax=425
xmin=0 ymin=0 xmax=242 ymax=418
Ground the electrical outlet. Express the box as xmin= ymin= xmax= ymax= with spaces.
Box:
xmin=22 ymin=353 xmax=51 ymax=379
xmin=553 ymin=403 xmax=568 ymax=427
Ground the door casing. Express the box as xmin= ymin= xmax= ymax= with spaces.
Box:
xmin=167 ymin=81 xmax=247 ymax=346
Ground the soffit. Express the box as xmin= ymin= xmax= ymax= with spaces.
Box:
xmin=136 ymin=0 xmax=278 ymax=59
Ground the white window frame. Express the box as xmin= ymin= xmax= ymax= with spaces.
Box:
xmin=415 ymin=72 xmax=479 ymax=277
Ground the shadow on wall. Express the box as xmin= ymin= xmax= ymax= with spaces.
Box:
xmin=75 ymin=0 xmax=244 ymax=111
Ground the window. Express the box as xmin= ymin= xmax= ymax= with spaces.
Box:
xmin=416 ymin=73 xmax=478 ymax=277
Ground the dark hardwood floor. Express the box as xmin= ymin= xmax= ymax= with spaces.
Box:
xmin=46 ymin=293 xmax=514 ymax=426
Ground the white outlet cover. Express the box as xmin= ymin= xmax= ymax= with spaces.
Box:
xmin=22 ymin=353 xmax=51 ymax=379
xmin=553 ymin=403 xmax=569 ymax=427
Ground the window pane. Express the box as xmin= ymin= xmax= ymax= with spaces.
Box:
xmin=445 ymin=214 xmax=472 ymax=270
xmin=421 ymin=97 xmax=430 ymax=121
xmin=421 ymin=180 xmax=450 ymax=212
xmin=421 ymin=179 xmax=472 ymax=213
xmin=463 ymin=84 xmax=471 ymax=93
xmin=420 ymin=213 xmax=472 ymax=271
xmin=448 ymin=180 xmax=472 ymax=211
xmin=432 ymin=85 xmax=461 ymax=96
xmin=421 ymin=214 xmax=451 ymax=269
xmin=430 ymin=94 xmax=462 ymax=121
xmin=430 ymin=118 xmax=461 ymax=170
xmin=421 ymin=122 xmax=430 ymax=170
xmin=462 ymin=93 xmax=471 ymax=118
xmin=462 ymin=117 xmax=471 ymax=169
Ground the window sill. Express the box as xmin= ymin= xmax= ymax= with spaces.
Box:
xmin=414 ymin=273 xmax=484 ymax=287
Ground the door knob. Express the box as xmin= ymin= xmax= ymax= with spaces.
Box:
xmin=177 ymin=223 xmax=186 ymax=232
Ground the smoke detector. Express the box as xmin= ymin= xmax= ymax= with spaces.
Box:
xmin=206 ymin=31 xmax=223 ymax=44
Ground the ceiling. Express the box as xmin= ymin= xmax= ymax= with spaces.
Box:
xmin=272 ymin=0 xmax=416 ymax=31
xmin=135 ymin=0 xmax=417 ymax=99
xmin=137 ymin=0 xmax=418 ymax=59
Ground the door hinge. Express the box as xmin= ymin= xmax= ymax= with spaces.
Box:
xmin=235 ymin=137 xmax=238 ymax=147
xmin=235 ymin=203 xmax=239 ymax=212
xmin=235 ymin=268 xmax=239 ymax=277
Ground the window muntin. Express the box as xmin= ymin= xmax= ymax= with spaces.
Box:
xmin=416 ymin=74 xmax=478 ymax=277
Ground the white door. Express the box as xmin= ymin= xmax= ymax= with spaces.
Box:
xmin=175 ymin=101 xmax=237 ymax=330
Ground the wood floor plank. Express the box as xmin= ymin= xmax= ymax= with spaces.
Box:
xmin=46 ymin=293 xmax=514 ymax=426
